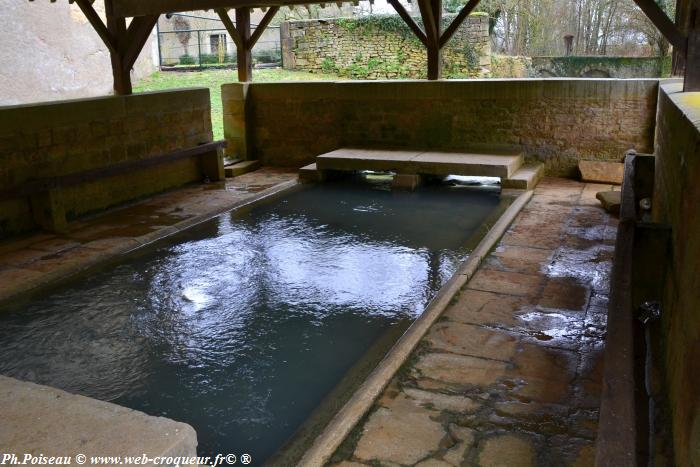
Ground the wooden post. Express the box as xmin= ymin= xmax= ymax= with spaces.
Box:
xmin=236 ymin=7 xmax=253 ymax=82
xmin=105 ymin=0 xmax=132 ymax=95
xmin=418 ymin=0 xmax=442 ymax=79
xmin=684 ymin=8 xmax=700 ymax=91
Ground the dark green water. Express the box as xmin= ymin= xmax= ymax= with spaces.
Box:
xmin=0 ymin=179 xmax=501 ymax=465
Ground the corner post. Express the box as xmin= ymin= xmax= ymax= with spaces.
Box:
xmin=236 ymin=8 xmax=253 ymax=82
xmin=684 ymin=7 xmax=700 ymax=91
xmin=105 ymin=0 xmax=132 ymax=95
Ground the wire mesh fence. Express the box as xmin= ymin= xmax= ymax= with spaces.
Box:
xmin=158 ymin=26 xmax=282 ymax=69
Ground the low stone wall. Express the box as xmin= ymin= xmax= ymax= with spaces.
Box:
xmin=652 ymin=82 xmax=700 ymax=466
xmin=222 ymin=79 xmax=658 ymax=176
xmin=0 ymin=89 xmax=213 ymax=237
xmin=532 ymin=56 xmax=667 ymax=78
xmin=281 ymin=14 xmax=490 ymax=79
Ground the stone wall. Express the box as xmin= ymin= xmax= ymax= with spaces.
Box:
xmin=532 ymin=56 xmax=668 ymax=78
xmin=281 ymin=14 xmax=490 ymax=79
xmin=0 ymin=0 xmax=157 ymax=106
xmin=0 ymin=89 xmax=213 ymax=237
xmin=652 ymin=82 xmax=700 ymax=466
xmin=222 ymin=79 xmax=658 ymax=176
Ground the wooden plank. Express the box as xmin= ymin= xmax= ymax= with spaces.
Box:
xmin=387 ymin=0 xmax=427 ymax=46
xmin=249 ymin=6 xmax=280 ymax=48
xmin=216 ymin=8 xmax=243 ymax=50
xmin=122 ymin=15 xmax=160 ymax=71
xmin=0 ymin=142 xmax=227 ymax=202
xmin=631 ymin=0 xmax=687 ymax=55
xmin=439 ymin=0 xmax=482 ymax=48
xmin=236 ymin=7 xmax=253 ymax=82
xmin=112 ymin=0 xmax=356 ymax=17
xmin=73 ymin=0 xmax=118 ymax=53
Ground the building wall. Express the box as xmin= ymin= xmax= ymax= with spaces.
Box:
xmin=222 ymin=79 xmax=658 ymax=176
xmin=652 ymin=82 xmax=700 ymax=466
xmin=0 ymin=0 xmax=158 ymax=106
xmin=281 ymin=15 xmax=490 ymax=79
xmin=0 ymin=89 xmax=213 ymax=238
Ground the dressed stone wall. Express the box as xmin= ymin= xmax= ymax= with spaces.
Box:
xmin=281 ymin=14 xmax=490 ymax=79
xmin=0 ymin=89 xmax=213 ymax=237
xmin=652 ymin=82 xmax=700 ymax=466
xmin=222 ymin=79 xmax=658 ymax=176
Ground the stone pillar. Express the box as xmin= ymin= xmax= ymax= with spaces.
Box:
xmin=392 ymin=173 xmax=423 ymax=190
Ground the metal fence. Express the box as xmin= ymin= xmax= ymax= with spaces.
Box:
xmin=157 ymin=26 xmax=282 ymax=69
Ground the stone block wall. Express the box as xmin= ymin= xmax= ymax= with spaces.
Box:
xmin=222 ymin=79 xmax=658 ymax=176
xmin=281 ymin=14 xmax=490 ymax=79
xmin=0 ymin=88 xmax=213 ymax=237
xmin=532 ymin=56 xmax=667 ymax=78
xmin=652 ymin=82 xmax=700 ymax=466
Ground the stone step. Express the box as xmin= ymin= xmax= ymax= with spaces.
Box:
xmin=316 ymin=148 xmax=524 ymax=179
xmin=501 ymin=163 xmax=545 ymax=190
xmin=299 ymin=163 xmax=324 ymax=183
xmin=224 ymin=160 xmax=260 ymax=178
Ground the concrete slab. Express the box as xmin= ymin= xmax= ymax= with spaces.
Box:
xmin=0 ymin=375 xmax=196 ymax=464
xmin=316 ymin=148 xmax=524 ymax=178
xmin=316 ymin=148 xmax=423 ymax=172
xmin=412 ymin=151 xmax=523 ymax=178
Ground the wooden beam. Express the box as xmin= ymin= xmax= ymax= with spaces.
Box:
xmin=439 ymin=0 xmax=481 ymax=48
xmin=631 ymin=0 xmax=687 ymax=55
xmin=236 ymin=7 xmax=253 ymax=82
xmin=216 ymin=8 xmax=243 ymax=50
xmin=112 ymin=0 xmax=353 ymax=17
xmin=122 ymin=15 xmax=159 ymax=70
xmin=73 ymin=0 xmax=118 ymax=53
xmin=387 ymin=0 xmax=427 ymax=46
xmin=249 ymin=6 xmax=280 ymax=48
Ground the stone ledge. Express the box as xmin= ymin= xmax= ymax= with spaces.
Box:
xmin=0 ymin=375 xmax=197 ymax=465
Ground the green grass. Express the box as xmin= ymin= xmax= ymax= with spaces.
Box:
xmin=133 ymin=69 xmax=339 ymax=141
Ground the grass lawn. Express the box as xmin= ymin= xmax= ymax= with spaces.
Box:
xmin=134 ymin=68 xmax=339 ymax=141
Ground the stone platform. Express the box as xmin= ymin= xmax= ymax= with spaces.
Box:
xmin=328 ymin=178 xmax=619 ymax=467
xmin=305 ymin=148 xmax=544 ymax=190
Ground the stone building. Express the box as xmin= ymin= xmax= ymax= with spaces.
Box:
xmin=0 ymin=0 xmax=158 ymax=105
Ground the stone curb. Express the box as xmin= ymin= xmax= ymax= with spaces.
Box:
xmin=298 ymin=189 xmax=535 ymax=467
xmin=0 ymin=179 xmax=299 ymax=306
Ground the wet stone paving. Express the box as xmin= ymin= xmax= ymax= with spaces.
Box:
xmin=330 ymin=178 xmax=619 ymax=467
xmin=0 ymin=168 xmax=297 ymax=302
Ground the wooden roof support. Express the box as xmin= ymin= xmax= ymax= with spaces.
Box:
xmin=216 ymin=8 xmax=243 ymax=49
xmin=122 ymin=15 xmax=160 ymax=70
xmin=387 ymin=0 xmax=427 ymax=46
xmin=631 ymin=0 xmax=687 ymax=55
xmin=235 ymin=8 xmax=253 ymax=82
xmin=249 ymin=6 xmax=280 ymax=48
xmin=439 ymin=0 xmax=481 ymax=48
xmin=417 ymin=0 xmax=442 ymax=79
xmin=73 ymin=0 xmax=118 ymax=53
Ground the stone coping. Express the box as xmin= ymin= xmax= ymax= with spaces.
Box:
xmin=0 ymin=169 xmax=298 ymax=306
xmin=298 ymin=189 xmax=534 ymax=466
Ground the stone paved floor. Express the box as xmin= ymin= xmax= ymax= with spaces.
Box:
xmin=330 ymin=178 xmax=619 ymax=467
xmin=0 ymin=168 xmax=296 ymax=303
